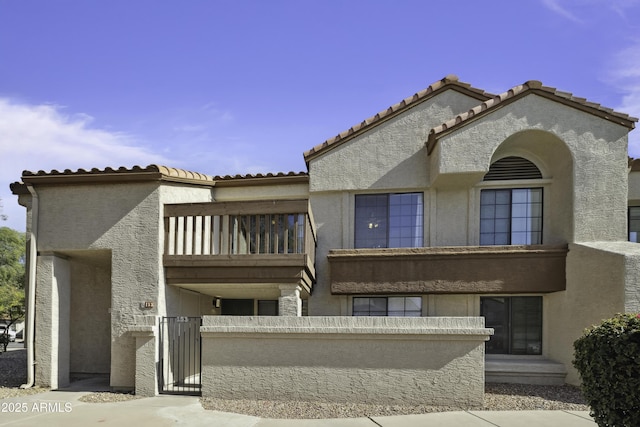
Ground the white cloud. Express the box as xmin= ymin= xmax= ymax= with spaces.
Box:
xmin=541 ymin=0 xmax=584 ymax=23
xmin=610 ymin=0 xmax=640 ymax=21
xmin=541 ymin=0 xmax=640 ymax=24
xmin=606 ymin=42 xmax=640 ymax=158
xmin=0 ymin=98 xmax=170 ymax=231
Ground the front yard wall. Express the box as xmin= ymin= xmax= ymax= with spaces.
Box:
xmin=201 ymin=316 xmax=492 ymax=406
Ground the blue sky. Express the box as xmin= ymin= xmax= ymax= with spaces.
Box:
xmin=1 ymin=0 xmax=639 ymax=231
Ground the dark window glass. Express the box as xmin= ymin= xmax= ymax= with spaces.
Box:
xmin=629 ymin=207 xmax=640 ymax=242
xmin=481 ymin=296 xmax=542 ymax=355
xmin=221 ymin=299 xmax=254 ymax=315
xmin=355 ymin=193 xmax=423 ymax=248
xmin=257 ymin=300 xmax=279 ymax=316
xmin=480 ymin=188 xmax=542 ymax=245
xmin=352 ymin=296 xmax=422 ymax=317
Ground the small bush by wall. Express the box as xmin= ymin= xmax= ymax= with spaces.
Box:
xmin=573 ymin=313 xmax=640 ymax=427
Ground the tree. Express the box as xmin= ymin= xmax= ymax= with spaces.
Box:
xmin=0 ymin=197 xmax=7 ymax=221
xmin=0 ymin=227 xmax=26 ymax=330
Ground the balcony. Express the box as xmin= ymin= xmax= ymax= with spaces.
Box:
xmin=163 ymin=199 xmax=316 ymax=295
xmin=328 ymin=245 xmax=567 ymax=295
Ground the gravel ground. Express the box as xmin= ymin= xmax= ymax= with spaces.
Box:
xmin=0 ymin=347 xmax=48 ymax=397
xmin=200 ymin=383 xmax=588 ymax=419
xmin=1 ymin=346 xmax=589 ymax=419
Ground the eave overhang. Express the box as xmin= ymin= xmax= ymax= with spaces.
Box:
xmin=9 ymin=164 xmax=308 ymax=195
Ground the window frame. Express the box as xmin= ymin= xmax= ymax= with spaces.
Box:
xmin=354 ymin=192 xmax=424 ymax=249
xmin=480 ymin=295 xmax=543 ymax=355
xmin=352 ymin=296 xmax=422 ymax=317
xmin=628 ymin=206 xmax=640 ymax=242
xmin=479 ymin=187 xmax=544 ymax=246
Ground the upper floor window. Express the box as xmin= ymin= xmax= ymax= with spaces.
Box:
xmin=480 ymin=188 xmax=543 ymax=245
xmin=480 ymin=156 xmax=543 ymax=246
xmin=629 ymin=207 xmax=640 ymax=242
xmin=355 ymin=193 xmax=423 ymax=248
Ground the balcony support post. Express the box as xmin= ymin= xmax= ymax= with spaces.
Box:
xmin=278 ymin=284 xmax=302 ymax=316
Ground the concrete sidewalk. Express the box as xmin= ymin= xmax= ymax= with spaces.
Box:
xmin=0 ymin=389 xmax=597 ymax=427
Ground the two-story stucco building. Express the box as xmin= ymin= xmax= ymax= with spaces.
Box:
xmin=10 ymin=75 xmax=640 ymax=405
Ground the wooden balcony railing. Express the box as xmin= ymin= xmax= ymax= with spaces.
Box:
xmin=164 ymin=199 xmax=316 ymax=258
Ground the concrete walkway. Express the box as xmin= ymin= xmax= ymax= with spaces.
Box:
xmin=0 ymin=389 xmax=597 ymax=427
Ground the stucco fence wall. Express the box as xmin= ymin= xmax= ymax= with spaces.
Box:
xmin=200 ymin=316 xmax=493 ymax=406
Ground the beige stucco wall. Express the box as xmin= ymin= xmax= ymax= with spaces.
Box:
xmin=34 ymin=182 xmax=163 ymax=389
xmin=28 ymin=176 xmax=311 ymax=389
xmin=431 ymin=188 xmax=468 ymax=246
xmin=34 ymin=254 xmax=71 ymax=389
xmin=306 ymin=88 xmax=634 ymax=385
xmin=213 ymin=181 xmax=308 ymax=201
xmin=201 ymin=316 xmax=492 ymax=406
xmin=30 ymin=181 xmax=213 ymax=389
xmin=308 ymin=193 xmax=347 ymax=315
xmin=307 ymin=90 xmax=486 ymax=315
xmin=432 ymin=94 xmax=629 ymax=242
xmin=69 ymin=255 xmax=111 ymax=375
xmin=427 ymin=295 xmax=479 ymax=316
xmin=547 ymin=242 xmax=640 ymax=384
xmin=309 ymin=90 xmax=485 ymax=193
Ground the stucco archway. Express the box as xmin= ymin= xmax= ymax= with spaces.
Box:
xmin=489 ymin=129 xmax=574 ymax=244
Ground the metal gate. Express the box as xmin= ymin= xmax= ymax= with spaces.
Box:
xmin=159 ymin=317 xmax=202 ymax=395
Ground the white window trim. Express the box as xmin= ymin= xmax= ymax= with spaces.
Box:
xmin=472 ymin=180 xmax=550 ymax=245
xmin=350 ymin=191 xmax=426 ymax=249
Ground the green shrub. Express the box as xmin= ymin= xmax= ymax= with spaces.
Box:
xmin=573 ymin=313 xmax=640 ymax=427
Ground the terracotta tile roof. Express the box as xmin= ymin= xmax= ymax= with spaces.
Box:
xmin=11 ymin=165 xmax=308 ymax=191
xmin=212 ymin=171 xmax=307 ymax=180
xmin=303 ymin=74 xmax=493 ymax=163
xmin=212 ymin=171 xmax=309 ymax=187
xmin=18 ymin=164 xmax=216 ymax=185
xmin=427 ymin=80 xmax=639 ymax=154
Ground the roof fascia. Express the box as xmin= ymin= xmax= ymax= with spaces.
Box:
xmin=11 ymin=165 xmax=309 ymax=193
xmin=213 ymin=174 xmax=309 ymax=187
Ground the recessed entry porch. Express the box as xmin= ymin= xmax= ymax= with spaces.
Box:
xmin=35 ymin=249 xmax=112 ymax=389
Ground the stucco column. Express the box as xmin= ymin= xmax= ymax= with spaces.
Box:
xmin=35 ymin=254 xmax=71 ymax=389
xmin=129 ymin=324 xmax=158 ymax=397
xmin=278 ymin=285 xmax=302 ymax=316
